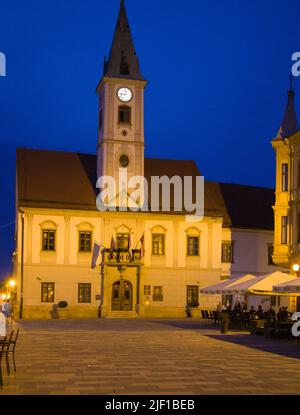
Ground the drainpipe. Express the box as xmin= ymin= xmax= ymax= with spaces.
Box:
xmin=18 ymin=209 xmax=25 ymax=319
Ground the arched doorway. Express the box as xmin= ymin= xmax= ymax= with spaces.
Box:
xmin=111 ymin=280 xmax=133 ymax=311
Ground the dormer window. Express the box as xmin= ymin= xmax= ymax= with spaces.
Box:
xmin=120 ymin=55 xmax=130 ymax=75
xmin=119 ymin=106 xmax=131 ymax=124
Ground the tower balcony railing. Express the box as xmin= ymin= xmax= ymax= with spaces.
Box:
xmin=102 ymin=248 xmax=142 ymax=265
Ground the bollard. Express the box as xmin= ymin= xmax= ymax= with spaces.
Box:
xmin=220 ymin=311 xmax=229 ymax=334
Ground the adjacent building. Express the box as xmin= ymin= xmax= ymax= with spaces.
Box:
xmin=271 ymin=81 xmax=300 ymax=311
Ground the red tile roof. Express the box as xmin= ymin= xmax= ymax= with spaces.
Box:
xmin=16 ymin=148 xmax=274 ymax=230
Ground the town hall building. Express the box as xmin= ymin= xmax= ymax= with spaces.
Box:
xmin=13 ymin=0 xmax=282 ymax=319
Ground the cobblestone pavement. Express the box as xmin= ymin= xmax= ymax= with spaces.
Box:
xmin=1 ymin=319 xmax=300 ymax=395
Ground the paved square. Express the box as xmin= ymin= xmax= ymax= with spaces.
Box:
xmin=1 ymin=319 xmax=300 ymax=395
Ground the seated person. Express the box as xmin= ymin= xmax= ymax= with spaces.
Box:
xmin=277 ymin=307 xmax=284 ymax=321
xmin=234 ymin=302 xmax=241 ymax=311
xmin=282 ymin=307 xmax=289 ymax=322
xmin=249 ymin=306 xmax=256 ymax=318
xmin=256 ymin=305 xmax=264 ymax=319
xmin=266 ymin=307 xmax=276 ymax=320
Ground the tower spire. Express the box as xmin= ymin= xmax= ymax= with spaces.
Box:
xmin=276 ymin=76 xmax=299 ymax=139
xmin=290 ymin=74 xmax=294 ymax=92
xmin=103 ymin=0 xmax=144 ymax=80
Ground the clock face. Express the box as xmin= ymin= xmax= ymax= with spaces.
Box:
xmin=117 ymin=87 xmax=133 ymax=102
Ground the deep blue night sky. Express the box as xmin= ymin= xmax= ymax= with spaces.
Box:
xmin=0 ymin=0 xmax=300 ymax=279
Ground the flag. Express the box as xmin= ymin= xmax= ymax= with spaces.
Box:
xmin=140 ymin=233 xmax=145 ymax=257
xmin=91 ymin=242 xmax=101 ymax=269
xmin=109 ymin=235 xmax=116 ymax=259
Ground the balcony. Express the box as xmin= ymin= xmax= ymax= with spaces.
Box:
xmin=102 ymin=249 xmax=142 ymax=265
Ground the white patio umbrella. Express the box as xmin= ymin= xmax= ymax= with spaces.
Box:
xmin=223 ymin=271 xmax=295 ymax=296
xmin=200 ymin=274 xmax=256 ymax=294
xmin=273 ymin=278 xmax=300 ymax=296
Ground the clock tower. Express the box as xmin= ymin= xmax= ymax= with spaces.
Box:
xmin=96 ymin=0 xmax=147 ymax=204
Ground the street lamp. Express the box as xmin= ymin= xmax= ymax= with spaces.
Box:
xmin=292 ymin=263 xmax=300 ymax=277
xmin=9 ymin=280 xmax=16 ymax=289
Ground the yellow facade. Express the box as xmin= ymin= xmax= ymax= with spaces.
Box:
xmin=272 ymin=131 xmax=300 ymax=269
xmin=13 ymin=209 xmax=231 ymax=319
xmin=271 ymin=86 xmax=300 ymax=311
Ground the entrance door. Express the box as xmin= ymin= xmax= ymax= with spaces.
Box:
xmin=112 ymin=280 xmax=133 ymax=311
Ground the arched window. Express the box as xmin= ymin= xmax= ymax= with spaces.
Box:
xmin=119 ymin=106 xmax=131 ymax=124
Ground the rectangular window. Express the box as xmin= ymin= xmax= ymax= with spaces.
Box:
xmin=187 ymin=236 xmax=199 ymax=256
xmin=268 ymin=244 xmax=274 ymax=265
xmin=41 ymin=283 xmax=55 ymax=303
xmin=187 ymin=286 xmax=199 ymax=308
xmin=281 ymin=163 xmax=288 ymax=192
xmin=222 ymin=242 xmax=234 ymax=263
xmin=78 ymin=283 xmax=91 ymax=303
xmin=116 ymin=233 xmax=129 ymax=250
xmin=42 ymin=230 xmax=55 ymax=251
xmin=152 ymin=234 xmax=165 ymax=255
xmin=153 ymin=286 xmax=163 ymax=302
xmin=79 ymin=231 xmax=92 ymax=253
xmin=281 ymin=216 xmax=288 ymax=245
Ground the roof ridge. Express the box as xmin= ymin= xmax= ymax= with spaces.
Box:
xmin=16 ymin=147 xmax=95 ymax=157
xmin=216 ymin=181 xmax=274 ymax=191
xmin=145 ymin=157 xmax=197 ymax=162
